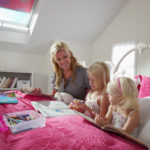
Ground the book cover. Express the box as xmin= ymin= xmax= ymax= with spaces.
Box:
xmin=0 ymin=92 xmax=16 ymax=97
xmin=2 ymin=77 xmax=10 ymax=88
xmin=31 ymin=101 xmax=76 ymax=117
xmin=0 ymin=77 xmax=7 ymax=88
xmin=3 ymin=77 xmax=12 ymax=88
xmin=0 ymin=95 xmax=18 ymax=104
xmin=74 ymin=111 xmax=148 ymax=149
xmin=0 ymin=77 xmax=2 ymax=83
xmin=8 ymin=77 xmax=15 ymax=88
xmin=10 ymin=77 xmax=18 ymax=88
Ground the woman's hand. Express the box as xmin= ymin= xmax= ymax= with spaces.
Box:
xmin=21 ymin=85 xmax=42 ymax=94
xmin=31 ymin=88 xmax=42 ymax=94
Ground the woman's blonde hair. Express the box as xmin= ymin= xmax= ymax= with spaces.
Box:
xmin=87 ymin=62 xmax=110 ymax=92
xmin=107 ymin=77 xmax=139 ymax=110
xmin=50 ymin=41 xmax=82 ymax=87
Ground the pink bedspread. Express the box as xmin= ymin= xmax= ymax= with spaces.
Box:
xmin=0 ymin=91 xmax=148 ymax=150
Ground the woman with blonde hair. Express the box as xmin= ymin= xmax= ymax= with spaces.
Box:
xmin=50 ymin=41 xmax=90 ymax=99
xmin=95 ymin=77 xmax=139 ymax=136
xmin=21 ymin=41 xmax=90 ymax=101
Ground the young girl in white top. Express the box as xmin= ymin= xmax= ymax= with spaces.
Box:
xmin=70 ymin=62 xmax=110 ymax=118
xmin=95 ymin=77 xmax=139 ymax=136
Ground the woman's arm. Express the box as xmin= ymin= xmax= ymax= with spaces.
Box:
xmin=52 ymin=89 xmax=58 ymax=97
xmin=21 ymin=86 xmax=42 ymax=94
xmin=122 ymin=110 xmax=139 ymax=134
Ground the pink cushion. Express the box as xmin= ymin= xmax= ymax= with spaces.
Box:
xmin=138 ymin=75 xmax=150 ymax=98
xmin=134 ymin=75 xmax=142 ymax=92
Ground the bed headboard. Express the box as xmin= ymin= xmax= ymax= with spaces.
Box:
xmin=105 ymin=42 xmax=150 ymax=79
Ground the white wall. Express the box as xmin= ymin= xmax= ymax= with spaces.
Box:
xmin=64 ymin=40 xmax=91 ymax=67
xmin=0 ymin=51 xmax=48 ymax=93
xmin=52 ymin=39 xmax=91 ymax=66
xmin=92 ymin=0 xmax=150 ymax=76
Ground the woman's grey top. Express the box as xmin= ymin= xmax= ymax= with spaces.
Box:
xmin=51 ymin=67 xmax=91 ymax=99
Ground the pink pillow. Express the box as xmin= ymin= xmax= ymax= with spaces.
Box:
xmin=138 ymin=75 xmax=150 ymax=98
xmin=134 ymin=75 xmax=142 ymax=92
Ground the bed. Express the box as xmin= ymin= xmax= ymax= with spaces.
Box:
xmin=0 ymin=90 xmax=148 ymax=150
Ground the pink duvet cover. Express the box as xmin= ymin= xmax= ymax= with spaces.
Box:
xmin=0 ymin=91 xmax=148 ymax=150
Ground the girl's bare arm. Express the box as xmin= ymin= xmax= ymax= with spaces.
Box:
xmin=99 ymin=93 xmax=109 ymax=116
xmin=122 ymin=110 xmax=139 ymax=134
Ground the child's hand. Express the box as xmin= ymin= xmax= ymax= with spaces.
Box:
xmin=77 ymin=103 xmax=88 ymax=112
xmin=69 ymin=100 xmax=85 ymax=113
xmin=94 ymin=114 xmax=107 ymax=126
xmin=69 ymin=103 xmax=83 ymax=112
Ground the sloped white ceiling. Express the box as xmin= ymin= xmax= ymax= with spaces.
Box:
xmin=0 ymin=0 xmax=129 ymax=54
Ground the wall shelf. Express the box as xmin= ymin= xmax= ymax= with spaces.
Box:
xmin=0 ymin=70 xmax=33 ymax=91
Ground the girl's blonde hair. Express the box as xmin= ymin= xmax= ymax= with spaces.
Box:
xmin=50 ymin=41 xmax=82 ymax=87
xmin=107 ymin=77 xmax=139 ymax=110
xmin=88 ymin=62 xmax=110 ymax=92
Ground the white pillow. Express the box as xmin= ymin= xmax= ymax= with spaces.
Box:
xmin=137 ymin=97 xmax=150 ymax=149
xmin=138 ymin=121 xmax=150 ymax=149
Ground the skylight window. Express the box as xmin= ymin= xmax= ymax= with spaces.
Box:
xmin=0 ymin=0 xmax=38 ymax=33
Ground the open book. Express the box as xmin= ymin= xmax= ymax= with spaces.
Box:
xmin=31 ymin=101 xmax=76 ymax=117
xmin=75 ymin=111 xmax=148 ymax=149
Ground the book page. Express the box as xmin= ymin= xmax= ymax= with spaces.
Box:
xmin=74 ymin=111 xmax=148 ymax=149
xmin=103 ymin=125 xmax=147 ymax=148
xmin=31 ymin=101 xmax=76 ymax=117
xmin=32 ymin=101 xmax=68 ymax=109
xmin=47 ymin=101 xmax=68 ymax=109
xmin=74 ymin=110 xmax=98 ymax=125
xmin=31 ymin=101 xmax=47 ymax=111
xmin=38 ymin=107 xmax=76 ymax=117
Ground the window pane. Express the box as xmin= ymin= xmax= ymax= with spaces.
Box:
xmin=0 ymin=0 xmax=37 ymax=32
xmin=0 ymin=7 xmax=30 ymax=26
